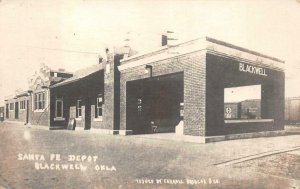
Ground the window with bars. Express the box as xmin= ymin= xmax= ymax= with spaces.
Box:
xmin=96 ymin=95 xmax=103 ymax=118
xmin=76 ymin=100 xmax=82 ymax=118
xmin=34 ymin=92 xmax=46 ymax=110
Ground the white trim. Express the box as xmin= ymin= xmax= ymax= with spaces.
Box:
xmin=34 ymin=109 xmax=45 ymax=113
xmin=75 ymin=117 xmax=82 ymax=121
xmin=225 ymin=119 xmax=274 ymax=124
xmin=93 ymin=117 xmax=103 ymax=122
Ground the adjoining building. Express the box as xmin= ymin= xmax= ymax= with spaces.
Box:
xmin=49 ymin=47 xmax=131 ymax=132
xmin=4 ymin=92 xmax=31 ymax=124
xmin=118 ymin=37 xmax=285 ymax=142
xmin=4 ymin=65 xmax=73 ymax=126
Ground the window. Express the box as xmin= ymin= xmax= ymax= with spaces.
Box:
xmin=137 ymin=98 xmax=142 ymax=116
xmin=96 ymin=95 xmax=103 ymax=118
xmin=9 ymin=103 xmax=14 ymax=111
xmin=224 ymin=85 xmax=261 ymax=120
xmin=34 ymin=92 xmax=46 ymax=110
xmin=76 ymin=100 xmax=82 ymax=118
xmin=55 ymin=99 xmax=63 ymax=118
xmin=20 ymin=100 xmax=26 ymax=110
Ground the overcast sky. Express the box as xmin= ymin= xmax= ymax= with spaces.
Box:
xmin=0 ymin=0 xmax=300 ymax=105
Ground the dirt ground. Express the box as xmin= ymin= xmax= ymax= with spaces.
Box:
xmin=0 ymin=123 xmax=300 ymax=189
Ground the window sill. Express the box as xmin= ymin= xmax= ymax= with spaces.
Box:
xmin=225 ymin=119 xmax=274 ymax=124
xmin=34 ymin=109 xmax=45 ymax=113
xmin=94 ymin=117 xmax=103 ymax=122
xmin=54 ymin=117 xmax=65 ymax=121
xmin=75 ymin=117 xmax=82 ymax=121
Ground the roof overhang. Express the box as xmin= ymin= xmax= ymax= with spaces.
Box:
xmin=118 ymin=37 xmax=285 ymax=72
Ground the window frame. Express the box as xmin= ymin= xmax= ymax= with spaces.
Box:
xmin=9 ymin=103 xmax=14 ymax=111
xmin=95 ymin=95 xmax=103 ymax=118
xmin=34 ymin=91 xmax=46 ymax=111
xmin=19 ymin=100 xmax=26 ymax=110
xmin=76 ymin=99 xmax=82 ymax=118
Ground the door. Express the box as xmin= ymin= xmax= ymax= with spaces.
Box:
xmin=6 ymin=104 xmax=9 ymax=118
xmin=26 ymin=100 xmax=29 ymax=124
xmin=84 ymin=98 xmax=91 ymax=130
xmin=15 ymin=102 xmax=19 ymax=119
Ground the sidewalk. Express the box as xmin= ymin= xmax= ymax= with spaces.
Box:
xmin=1 ymin=120 xmax=49 ymax=130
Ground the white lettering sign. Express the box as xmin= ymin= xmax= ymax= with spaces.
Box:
xmin=239 ymin=63 xmax=267 ymax=76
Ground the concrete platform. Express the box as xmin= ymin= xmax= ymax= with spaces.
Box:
xmin=132 ymin=130 xmax=286 ymax=143
xmin=206 ymin=130 xmax=286 ymax=143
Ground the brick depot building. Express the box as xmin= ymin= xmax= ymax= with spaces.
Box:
xmin=2 ymin=37 xmax=285 ymax=143
xmin=118 ymin=37 xmax=285 ymax=142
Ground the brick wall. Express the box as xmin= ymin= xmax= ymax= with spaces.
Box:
xmin=102 ymin=54 xmax=122 ymax=130
xmin=206 ymin=53 xmax=285 ymax=136
xmin=120 ymin=51 xmax=206 ymax=136
xmin=50 ymin=70 xmax=107 ymax=130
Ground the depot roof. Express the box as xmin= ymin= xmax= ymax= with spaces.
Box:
xmin=50 ymin=64 xmax=103 ymax=88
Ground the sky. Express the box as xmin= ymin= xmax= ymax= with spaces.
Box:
xmin=0 ymin=0 xmax=300 ymax=106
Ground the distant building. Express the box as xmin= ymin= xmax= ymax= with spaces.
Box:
xmin=0 ymin=106 xmax=4 ymax=122
xmin=285 ymin=97 xmax=300 ymax=124
xmin=4 ymin=65 xmax=73 ymax=126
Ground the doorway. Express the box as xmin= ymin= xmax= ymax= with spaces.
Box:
xmin=84 ymin=98 xmax=91 ymax=130
xmin=126 ymin=72 xmax=184 ymax=134
xmin=15 ymin=102 xmax=19 ymax=119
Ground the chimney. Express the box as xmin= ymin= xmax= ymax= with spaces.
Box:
xmin=123 ymin=32 xmax=131 ymax=58
xmin=166 ymin=30 xmax=177 ymax=47
xmin=162 ymin=34 xmax=168 ymax=46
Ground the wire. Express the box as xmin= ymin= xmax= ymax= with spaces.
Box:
xmin=27 ymin=46 xmax=100 ymax=55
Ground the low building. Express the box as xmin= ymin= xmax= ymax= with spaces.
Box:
xmin=49 ymin=47 xmax=131 ymax=132
xmin=4 ymin=65 xmax=73 ymax=126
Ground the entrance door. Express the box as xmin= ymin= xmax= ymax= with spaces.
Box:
xmin=15 ymin=102 xmax=19 ymax=119
xmin=85 ymin=98 xmax=91 ymax=130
